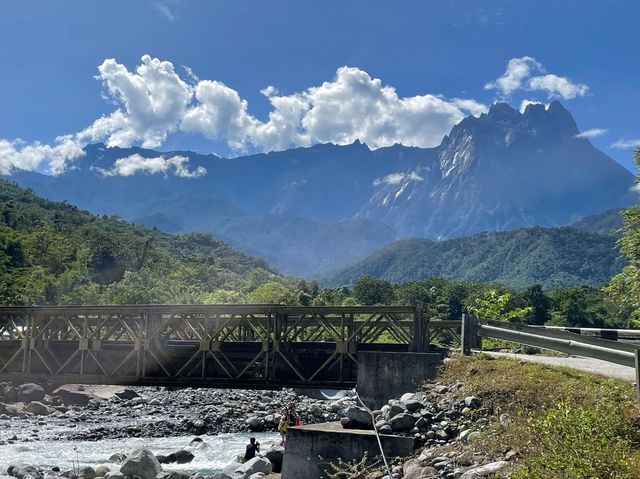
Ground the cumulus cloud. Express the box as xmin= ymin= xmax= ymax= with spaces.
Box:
xmin=486 ymin=56 xmax=589 ymax=100
xmin=575 ymin=128 xmax=608 ymax=139
xmin=77 ymin=55 xmax=193 ymax=149
xmin=373 ymin=171 xmax=424 ymax=186
xmin=182 ymin=66 xmax=488 ymax=152
xmin=0 ymin=136 xmax=84 ymax=175
xmin=92 ymin=154 xmax=206 ymax=178
xmin=611 ymin=138 xmax=640 ymax=149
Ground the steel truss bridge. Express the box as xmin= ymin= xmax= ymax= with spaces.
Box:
xmin=0 ymin=304 xmax=459 ymax=389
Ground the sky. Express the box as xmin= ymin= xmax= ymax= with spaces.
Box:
xmin=0 ymin=0 xmax=639 ymax=174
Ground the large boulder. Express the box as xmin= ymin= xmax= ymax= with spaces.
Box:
xmin=14 ymin=465 xmax=43 ymax=479
xmin=344 ymin=406 xmax=373 ymax=429
xmin=78 ymin=467 xmax=96 ymax=479
xmin=53 ymin=385 xmax=98 ymax=406
xmin=26 ymin=401 xmax=52 ymax=416
xmin=17 ymin=383 xmax=45 ymax=403
xmin=389 ymin=412 xmax=416 ymax=432
xmin=114 ymin=389 xmax=139 ymax=400
xmin=264 ymin=444 xmax=285 ymax=473
xmin=460 ymin=461 xmax=508 ymax=478
xmin=236 ymin=457 xmax=272 ymax=477
xmin=157 ymin=450 xmax=194 ymax=464
xmin=94 ymin=466 xmax=110 ymax=478
xmin=119 ymin=448 xmax=162 ymax=479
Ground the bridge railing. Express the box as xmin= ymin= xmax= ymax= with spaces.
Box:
xmin=461 ymin=314 xmax=640 ymax=395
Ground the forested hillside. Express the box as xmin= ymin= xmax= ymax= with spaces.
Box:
xmin=325 ymin=226 xmax=626 ymax=290
xmin=0 ymin=179 xmax=302 ymax=305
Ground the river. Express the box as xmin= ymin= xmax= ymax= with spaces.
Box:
xmin=0 ymin=431 xmax=280 ymax=476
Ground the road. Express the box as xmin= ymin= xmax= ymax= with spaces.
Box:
xmin=478 ymin=351 xmax=636 ymax=381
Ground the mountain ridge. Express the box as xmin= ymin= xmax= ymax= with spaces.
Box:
xmin=3 ymin=101 xmax=635 ymax=277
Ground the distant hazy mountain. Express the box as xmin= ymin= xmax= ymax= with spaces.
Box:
xmin=5 ymin=101 xmax=635 ymax=278
xmin=323 ymin=225 xmax=626 ymax=290
xmin=569 ymin=208 xmax=624 ymax=236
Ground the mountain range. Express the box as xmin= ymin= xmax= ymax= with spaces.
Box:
xmin=323 ymin=209 xmax=626 ymax=290
xmin=4 ymin=101 xmax=636 ymax=278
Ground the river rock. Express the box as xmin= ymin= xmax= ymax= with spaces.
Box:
xmin=94 ymin=466 xmax=110 ymax=478
xmin=404 ymin=399 xmax=424 ymax=412
xmin=156 ymin=472 xmax=182 ymax=479
xmin=389 ymin=412 xmax=416 ymax=432
xmin=264 ymin=444 xmax=284 ymax=472
xmin=26 ymin=401 xmax=51 ymax=416
xmin=236 ymin=457 xmax=272 ymax=477
xmin=109 ymin=453 xmax=127 ymax=463
xmin=158 ymin=450 xmax=194 ymax=464
xmin=53 ymin=385 xmax=98 ymax=406
xmin=460 ymin=461 xmax=508 ymax=478
xmin=17 ymin=383 xmax=45 ymax=403
xmin=14 ymin=465 xmax=43 ymax=479
xmin=120 ymin=448 xmax=163 ymax=479
xmin=78 ymin=467 xmax=96 ymax=479
xmin=345 ymin=406 xmax=372 ymax=428
xmin=114 ymin=389 xmax=139 ymax=400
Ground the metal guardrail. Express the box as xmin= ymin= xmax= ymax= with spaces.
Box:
xmin=461 ymin=314 xmax=640 ymax=396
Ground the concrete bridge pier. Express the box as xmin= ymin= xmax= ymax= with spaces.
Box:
xmin=356 ymin=351 xmax=442 ymax=408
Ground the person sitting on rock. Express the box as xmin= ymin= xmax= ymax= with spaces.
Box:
xmin=244 ymin=437 xmax=260 ymax=461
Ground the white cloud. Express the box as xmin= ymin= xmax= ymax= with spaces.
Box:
xmin=0 ymin=136 xmax=84 ymax=176
xmin=153 ymin=2 xmax=175 ymax=21
xmin=575 ymin=128 xmax=608 ymax=139
xmin=528 ymin=74 xmax=588 ymax=100
xmin=373 ymin=171 xmax=424 ymax=187
xmin=485 ymin=57 xmax=542 ymax=96
xmin=182 ymin=66 xmax=488 ymax=152
xmin=519 ymin=99 xmax=548 ymax=113
xmin=611 ymin=138 xmax=640 ymax=149
xmin=93 ymin=154 xmax=206 ymax=178
xmin=486 ymin=56 xmax=589 ymax=100
xmin=77 ymin=55 xmax=193 ymax=149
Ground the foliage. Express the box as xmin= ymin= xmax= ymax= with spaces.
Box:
xmin=322 ymin=452 xmax=383 ymax=479
xmin=511 ymin=387 xmax=640 ymax=479
xmin=439 ymin=356 xmax=640 ymax=479
xmin=0 ymin=179 xmax=294 ymax=305
xmin=352 ymin=275 xmax=395 ymax=305
xmin=326 ymin=225 xmax=625 ymax=290
xmin=606 ymin=148 xmax=640 ymax=324
xmin=468 ymin=290 xmax=532 ymax=322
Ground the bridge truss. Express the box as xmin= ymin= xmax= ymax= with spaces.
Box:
xmin=0 ymin=304 xmax=459 ymax=388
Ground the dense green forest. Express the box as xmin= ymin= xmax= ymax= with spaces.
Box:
xmin=324 ymin=224 xmax=625 ymax=290
xmin=0 ymin=179 xmax=306 ymax=305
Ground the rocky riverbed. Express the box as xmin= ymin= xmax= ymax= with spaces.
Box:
xmin=0 ymin=382 xmax=353 ymax=478
xmin=0 ymin=377 xmax=515 ymax=479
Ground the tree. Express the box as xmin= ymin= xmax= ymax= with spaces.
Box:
xmin=605 ymin=148 xmax=640 ymax=325
xmin=468 ymin=290 xmax=532 ymax=322
xmin=523 ymin=284 xmax=551 ymax=325
xmin=352 ymin=275 xmax=395 ymax=305
xmin=247 ymin=282 xmax=295 ymax=305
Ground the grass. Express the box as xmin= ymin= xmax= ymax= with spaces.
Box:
xmin=436 ymin=355 xmax=640 ymax=478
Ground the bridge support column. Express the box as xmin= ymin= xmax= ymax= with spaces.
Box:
xmin=357 ymin=351 xmax=441 ymax=408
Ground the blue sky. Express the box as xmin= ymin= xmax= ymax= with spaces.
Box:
xmin=0 ymin=0 xmax=638 ymax=173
